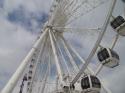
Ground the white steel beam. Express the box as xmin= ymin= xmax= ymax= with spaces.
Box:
xmin=41 ymin=61 xmax=49 ymax=93
xmin=111 ymin=34 xmax=119 ymax=49
xmin=71 ymin=0 xmax=116 ymax=85
xmin=60 ymin=36 xmax=79 ymax=72
xmin=52 ymin=32 xmax=70 ymax=75
xmin=95 ymin=64 xmax=103 ymax=76
xmin=40 ymin=37 xmax=51 ymax=93
xmin=61 ymin=35 xmax=112 ymax=93
xmin=28 ymin=32 xmax=48 ymax=93
xmin=1 ymin=30 xmax=48 ymax=93
xmin=49 ymin=30 xmax=63 ymax=82
xmin=60 ymin=36 xmax=94 ymax=74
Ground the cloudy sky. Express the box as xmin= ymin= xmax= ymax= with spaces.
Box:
xmin=0 ymin=0 xmax=125 ymax=93
xmin=0 ymin=0 xmax=52 ymax=90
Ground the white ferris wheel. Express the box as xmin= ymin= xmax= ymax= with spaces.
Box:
xmin=1 ymin=0 xmax=125 ymax=93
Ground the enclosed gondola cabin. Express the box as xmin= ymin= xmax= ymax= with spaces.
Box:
xmin=111 ymin=16 xmax=125 ymax=36
xmin=81 ymin=75 xmax=101 ymax=93
xmin=97 ymin=48 xmax=119 ymax=68
xmin=63 ymin=86 xmax=70 ymax=92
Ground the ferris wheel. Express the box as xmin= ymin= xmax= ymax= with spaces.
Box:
xmin=1 ymin=0 xmax=125 ymax=93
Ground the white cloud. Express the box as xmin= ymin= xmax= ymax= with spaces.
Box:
xmin=0 ymin=0 xmax=53 ymax=90
xmin=0 ymin=12 xmax=37 ymax=90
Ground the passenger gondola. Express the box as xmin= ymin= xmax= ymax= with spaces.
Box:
xmin=97 ymin=48 xmax=119 ymax=68
xmin=111 ymin=16 xmax=125 ymax=36
xmin=81 ymin=75 xmax=101 ymax=93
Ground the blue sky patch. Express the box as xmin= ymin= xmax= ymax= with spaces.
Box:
xmin=7 ymin=6 xmax=48 ymax=32
xmin=0 ymin=0 xmax=4 ymax=8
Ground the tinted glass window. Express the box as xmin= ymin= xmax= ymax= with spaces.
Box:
xmin=91 ymin=76 xmax=101 ymax=88
xmin=98 ymin=48 xmax=109 ymax=62
xmin=116 ymin=16 xmax=125 ymax=25
xmin=111 ymin=16 xmax=125 ymax=29
xmin=111 ymin=21 xmax=119 ymax=29
xmin=81 ymin=77 xmax=90 ymax=89
xmin=98 ymin=53 xmax=103 ymax=62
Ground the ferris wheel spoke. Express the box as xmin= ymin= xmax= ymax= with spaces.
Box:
xmin=63 ymin=0 xmax=76 ymax=13
xmin=69 ymin=2 xmax=116 ymax=93
xmin=61 ymin=34 xmax=112 ymax=93
xmin=95 ymin=64 xmax=103 ymax=76
xmin=61 ymin=33 xmax=113 ymax=93
xmin=110 ymin=34 xmax=119 ymax=49
xmin=61 ymin=0 xmax=69 ymax=10
xmin=65 ymin=0 xmax=107 ymax=26
xmin=38 ymin=39 xmax=52 ymax=93
xmin=53 ymin=26 xmax=101 ymax=34
xmin=66 ymin=0 xmax=88 ymax=18
xmin=60 ymin=35 xmax=93 ymax=74
xmin=41 ymin=54 xmax=51 ymax=93
xmin=49 ymin=0 xmax=65 ymax=17
xmin=53 ymin=0 xmax=78 ymax=24
xmin=59 ymin=35 xmax=80 ymax=72
xmin=51 ymin=32 xmax=69 ymax=76
xmin=37 ymin=63 xmax=47 ymax=93
xmin=63 ymin=0 xmax=83 ymax=16
xmin=64 ymin=0 xmax=79 ymax=14
xmin=52 ymin=0 xmax=85 ymax=25
xmin=28 ymin=33 xmax=49 ymax=93
xmin=51 ymin=31 xmax=79 ymax=86
xmin=27 ymin=34 xmax=48 ymax=93
xmin=2 ymin=0 xmax=122 ymax=92
xmin=49 ymin=30 xmax=64 ymax=83
xmin=51 ymin=31 xmax=71 ymax=76
xmin=40 ymin=61 xmax=49 ymax=93
xmin=56 ymin=0 xmax=107 ymax=26
xmin=57 ymin=0 xmax=69 ymax=13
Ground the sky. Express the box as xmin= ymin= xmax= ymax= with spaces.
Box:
xmin=0 ymin=0 xmax=125 ymax=93
xmin=0 ymin=0 xmax=52 ymax=90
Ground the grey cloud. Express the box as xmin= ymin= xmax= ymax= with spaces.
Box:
xmin=7 ymin=5 xmax=48 ymax=32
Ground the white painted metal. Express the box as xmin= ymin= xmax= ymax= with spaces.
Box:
xmin=95 ymin=34 xmax=119 ymax=78
xmin=66 ymin=0 xmax=107 ymax=26
xmin=1 ymin=0 xmax=121 ymax=93
xmin=81 ymin=75 xmax=101 ymax=93
xmin=52 ymin=32 xmax=70 ymax=76
xmin=111 ymin=34 xmax=119 ymax=49
xmin=49 ymin=30 xmax=64 ymax=83
xmin=71 ymin=0 xmax=117 ymax=85
xmin=1 ymin=30 xmax=48 ymax=93
xmin=61 ymin=35 xmax=79 ymax=72
xmin=40 ymin=60 xmax=49 ymax=93
xmin=60 ymin=36 xmax=94 ymax=75
xmin=95 ymin=64 xmax=103 ymax=76
xmin=28 ymin=32 xmax=48 ymax=93
xmin=61 ymin=34 xmax=112 ymax=93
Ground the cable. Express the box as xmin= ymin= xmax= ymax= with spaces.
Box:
xmin=27 ymin=32 xmax=49 ymax=93
xmin=66 ymin=0 xmax=107 ymax=26
xmin=52 ymin=32 xmax=70 ymax=76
